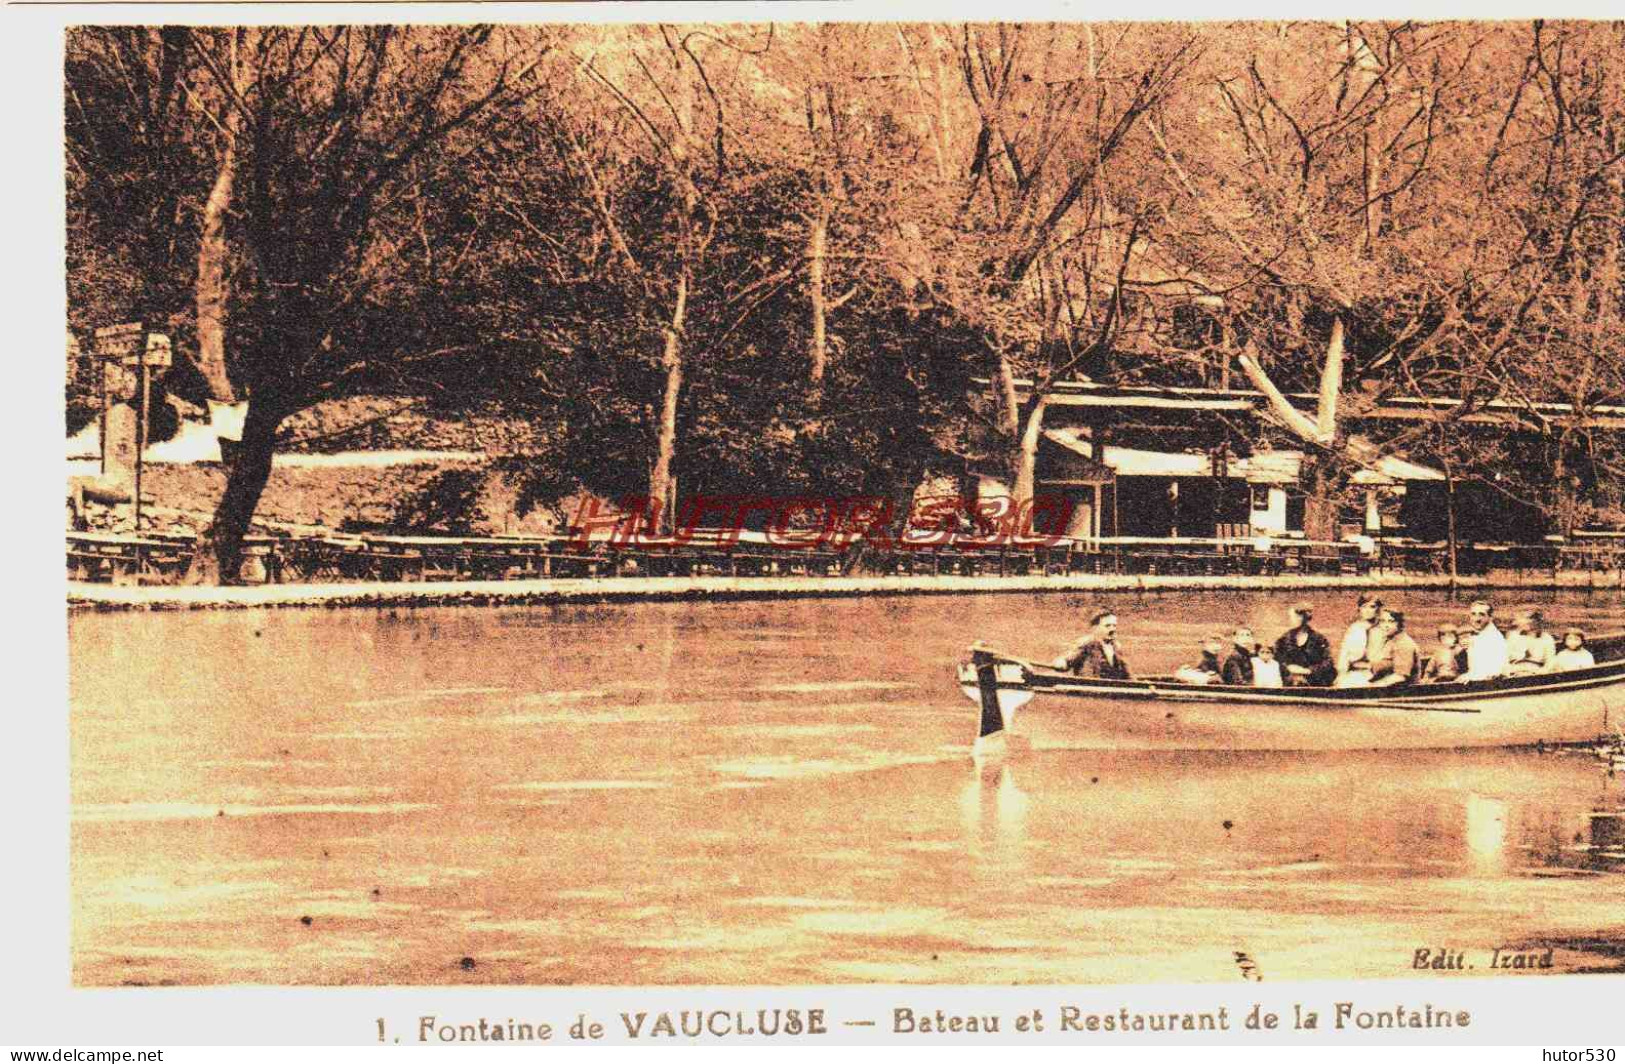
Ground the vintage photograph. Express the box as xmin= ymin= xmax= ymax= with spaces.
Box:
xmin=64 ymin=19 xmax=1625 ymax=990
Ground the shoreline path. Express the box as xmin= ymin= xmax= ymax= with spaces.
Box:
xmin=69 ymin=569 xmax=1624 ymax=610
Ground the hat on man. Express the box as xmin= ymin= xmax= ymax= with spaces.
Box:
xmin=1290 ymin=601 xmax=1314 ymax=618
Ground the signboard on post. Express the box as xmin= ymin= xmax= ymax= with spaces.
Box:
xmin=94 ymin=323 xmax=143 ymax=363
xmin=121 ymin=332 xmax=171 ymax=369
xmin=141 ymin=333 xmax=172 ymax=369
xmin=92 ymin=323 xmax=162 ymax=537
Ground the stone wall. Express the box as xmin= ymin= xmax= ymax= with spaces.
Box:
xmin=277 ymin=398 xmax=551 ymax=455
xmin=79 ymin=460 xmax=574 ymax=537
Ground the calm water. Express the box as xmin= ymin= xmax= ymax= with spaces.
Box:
xmin=69 ymin=589 xmax=1625 ymax=986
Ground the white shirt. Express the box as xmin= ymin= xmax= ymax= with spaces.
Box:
xmin=1463 ymin=623 xmax=1509 ymax=680
xmin=1337 ymin=621 xmax=1372 ymax=672
xmin=1252 ymin=657 xmax=1283 ymax=688
xmin=1551 ymin=647 xmax=1595 ymax=671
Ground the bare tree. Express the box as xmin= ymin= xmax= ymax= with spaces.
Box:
xmin=175 ymin=26 xmax=547 ymax=580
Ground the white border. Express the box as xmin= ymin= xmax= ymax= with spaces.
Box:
xmin=11 ymin=1 xmax=1623 ymax=1048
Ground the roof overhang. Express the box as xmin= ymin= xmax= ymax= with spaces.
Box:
xmin=1042 ymin=429 xmax=1444 ymax=485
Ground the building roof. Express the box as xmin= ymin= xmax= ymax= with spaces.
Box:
xmin=1042 ymin=429 xmax=1443 ymax=485
xmin=991 ymin=378 xmax=1625 ymax=428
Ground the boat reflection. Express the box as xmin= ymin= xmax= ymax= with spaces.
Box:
xmin=951 ymin=748 xmax=1621 ymax=882
xmin=1464 ymin=794 xmax=1509 ymax=876
xmin=958 ymin=761 xmax=1029 ymax=863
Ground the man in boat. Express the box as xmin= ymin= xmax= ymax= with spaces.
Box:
xmin=1220 ymin=626 xmax=1257 ymax=685
xmin=1366 ymin=609 xmax=1421 ymax=687
xmin=1460 ymin=599 xmax=1510 ymax=681
xmin=1273 ymin=602 xmax=1336 ymax=687
xmin=1053 ymin=610 xmax=1130 ymax=679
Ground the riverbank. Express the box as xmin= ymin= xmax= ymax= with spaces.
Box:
xmin=67 ymin=567 xmax=1625 ymax=610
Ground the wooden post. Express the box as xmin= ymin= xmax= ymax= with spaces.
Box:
xmin=134 ymin=334 xmax=171 ymax=567
xmin=134 ymin=356 xmax=148 ymax=538
xmin=94 ymin=323 xmax=146 ymax=533
xmin=98 ymin=355 xmax=109 ymax=474
xmin=1445 ymin=467 xmax=1459 ymax=583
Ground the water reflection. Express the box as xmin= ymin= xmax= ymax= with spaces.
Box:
xmin=1464 ymin=795 xmax=1509 ymax=876
xmin=68 ymin=589 xmax=1625 ymax=985
xmin=958 ymin=762 xmax=1029 ymax=865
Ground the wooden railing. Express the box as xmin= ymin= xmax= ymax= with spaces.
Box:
xmin=67 ymin=529 xmax=1620 ymax=587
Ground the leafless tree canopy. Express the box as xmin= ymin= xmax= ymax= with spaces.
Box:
xmin=65 ymin=21 xmax=1625 ymax=579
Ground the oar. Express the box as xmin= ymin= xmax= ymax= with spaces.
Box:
xmin=967 ymin=642 xmax=1047 ymax=672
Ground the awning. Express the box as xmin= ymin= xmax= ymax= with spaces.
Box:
xmin=1043 ymin=430 xmax=1209 ymax=476
xmin=1042 ymin=429 xmax=1444 ymax=485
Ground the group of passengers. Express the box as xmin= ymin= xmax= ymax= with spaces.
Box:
xmin=1054 ymin=599 xmax=1596 ymax=688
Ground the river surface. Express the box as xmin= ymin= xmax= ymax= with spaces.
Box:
xmin=69 ymin=588 xmax=1625 ymax=985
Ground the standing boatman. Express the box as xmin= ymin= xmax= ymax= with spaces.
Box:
xmin=1054 ymin=610 xmax=1131 ymax=679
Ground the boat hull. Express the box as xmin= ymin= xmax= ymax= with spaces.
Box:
xmin=958 ymin=643 xmax=1625 ymax=752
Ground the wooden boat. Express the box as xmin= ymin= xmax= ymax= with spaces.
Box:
xmin=958 ymin=633 xmax=1625 ymax=751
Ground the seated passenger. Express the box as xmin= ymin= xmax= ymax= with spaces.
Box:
xmin=1221 ymin=627 xmax=1257 ymax=686
xmin=1506 ymin=607 xmax=1557 ymax=676
xmin=1252 ymin=644 xmax=1284 ymax=688
xmin=1174 ymin=633 xmax=1226 ymax=685
xmin=1367 ymin=609 xmax=1420 ymax=687
xmin=1550 ymin=628 xmax=1596 ymax=671
xmin=1460 ymin=599 xmax=1509 ymax=681
xmin=1421 ymin=624 xmax=1462 ymax=683
xmin=1273 ymin=602 xmax=1336 ymax=687
xmin=1336 ymin=593 xmax=1383 ymax=681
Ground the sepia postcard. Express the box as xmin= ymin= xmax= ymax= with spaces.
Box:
xmin=11 ymin=0 xmax=1625 ymax=1050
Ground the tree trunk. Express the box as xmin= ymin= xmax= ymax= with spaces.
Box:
xmin=994 ymin=351 xmax=1021 ymax=437
xmin=195 ymin=30 xmax=241 ymax=405
xmin=1236 ymin=319 xmax=1362 ymax=542
xmin=1361 ymin=128 xmax=1382 ymax=252
xmin=1300 ymin=451 xmax=1340 ymax=542
xmin=187 ymin=398 xmax=282 ymax=584
xmin=926 ymin=25 xmax=954 ymax=182
xmin=1011 ymin=399 xmax=1046 ymax=508
xmin=808 ymin=193 xmax=830 ymax=383
xmin=647 ymin=274 xmax=688 ymax=534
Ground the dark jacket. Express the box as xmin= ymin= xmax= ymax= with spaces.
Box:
xmin=1221 ymin=647 xmax=1255 ymax=686
xmin=1061 ymin=638 xmax=1131 ymax=679
xmin=1273 ymin=626 xmax=1335 ymax=687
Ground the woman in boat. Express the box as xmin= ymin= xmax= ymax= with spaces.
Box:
xmin=1550 ymin=628 xmax=1596 ymax=671
xmin=1336 ymin=593 xmax=1384 ymax=681
xmin=1273 ymin=602 xmax=1335 ymax=687
xmin=1053 ymin=610 xmax=1130 ymax=679
xmin=1506 ymin=607 xmax=1557 ymax=676
xmin=1221 ymin=626 xmax=1257 ymax=686
xmin=1367 ymin=609 xmax=1421 ymax=687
